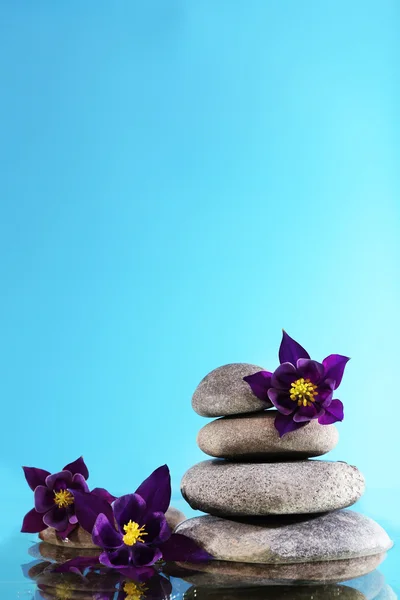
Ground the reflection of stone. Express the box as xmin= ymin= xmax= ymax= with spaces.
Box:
xmin=27 ymin=561 xmax=173 ymax=600
xmin=36 ymin=542 xmax=100 ymax=563
xmin=175 ymin=512 xmax=392 ymax=564
xmin=375 ymin=585 xmax=398 ymax=600
xmin=181 ymin=460 xmax=365 ymax=516
xmin=165 ymin=555 xmax=387 ymax=586
xmin=197 ymin=412 xmax=339 ymax=460
xmin=183 ymin=584 xmax=367 ymax=600
xmin=38 ymin=506 xmax=185 ymax=548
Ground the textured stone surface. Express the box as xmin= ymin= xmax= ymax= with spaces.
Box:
xmin=181 ymin=460 xmax=365 ymax=516
xmin=183 ymin=584 xmax=367 ymax=600
xmin=197 ymin=411 xmax=339 ymax=460
xmin=192 ymin=363 xmax=272 ymax=417
xmin=166 ymin=506 xmax=187 ymax=530
xmin=166 ymin=555 xmax=386 ymax=586
xmin=38 ymin=506 xmax=184 ymax=548
xmin=39 ymin=525 xmax=97 ymax=548
xmin=174 ymin=511 xmax=393 ymax=564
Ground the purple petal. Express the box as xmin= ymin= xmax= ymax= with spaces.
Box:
xmin=293 ymin=404 xmax=319 ymax=422
xmin=279 ymin=330 xmax=310 ymax=364
xmin=53 ymin=556 xmax=100 ymax=573
xmin=144 ymin=512 xmax=171 ymax=544
xmin=114 ymin=494 xmax=147 ymax=532
xmin=70 ymin=473 xmax=89 ymax=493
xmin=92 ymin=513 xmax=122 ymax=549
xmin=322 ymin=355 xmax=350 ymax=389
xmin=114 ymin=566 xmax=157 ymax=582
xmin=99 ymin=548 xmax=131 ymax=568
xmin=22 ymin=467 xmax=51 ymax=491
xmin=267 ymin=389 xmax=295 ymax=415
xmin=135 ymin=465 xmax=171 ymax=515
xmin=316 ymin=384 xmax=334 ymax=407
xmin=131 ymin=543 xmax=162 ymax=567
xmin=271 ymin=362 xmax=298 ymax=389
xmin=21 ymin=508 xmax=45 ymax=533
xmin=57 ymin=522 xmax=78 ymax=539
xmin=159 ymin=533 xmax=213 ymax=562
xmin=43 ymin=506 xmax=69 ymax=531
xmin=296 ymin=359 xmax=325 ymax=384
xmin=318 ymin=399 xmax=344 ymax=425
xmin=274 ymin=412 xmax=308 ymax=437
xmin=34 ymin=486 xmax=54 ymax=513
xmin=242 ymin=371 xmax=272 ymax=402
xmin=72 ymin=489 xmax=114 ymax=534
xmin=45 ymin=471 xmax=72 ymax=491
xmin=63 ymin=456 xmax=89 ymax=480
xmin=91 ymin=487 xmax=117 ymax=504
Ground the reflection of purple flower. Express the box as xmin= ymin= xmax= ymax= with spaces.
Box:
xmin=21 ymin=457 xmax=115 ymax=538
xmin=55 ymin=466 xmax=211 ymax=578
xmin=93 ymin=571 xmax=172 ymax=600
xmin=244 ymin=331 xmax=350 ymax=437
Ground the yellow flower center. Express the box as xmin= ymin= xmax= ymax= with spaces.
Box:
xmin=123 ymin=580 xmax=148 ymax=600
xmin=53 ymin=489 xmax=74 ymax=508
xmin=122 ymin=520 xmax=148 ymax=546
xmin=290 ymin=377 xmax=318 ymax=407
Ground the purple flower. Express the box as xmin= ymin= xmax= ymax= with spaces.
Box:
xmin=55 ymin=465 xmax=211 ymax=578
xmin=21 ymin=457 xmax=115 ymax=538
xmin=243 ymin=331 xmax=350 ymax=437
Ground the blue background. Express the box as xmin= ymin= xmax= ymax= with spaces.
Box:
xmin=0 ymin=0 xmax=398 ymax=570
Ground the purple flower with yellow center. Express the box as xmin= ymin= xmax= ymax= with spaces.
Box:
xmin=55 ymin=465 xmax=211 ymax=578
xmin=21 ymin=457 xmax=115 ymax=538
xmin=243 ymin=331 xmax=350 ymax=437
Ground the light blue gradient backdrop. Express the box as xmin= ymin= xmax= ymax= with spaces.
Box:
xmin=0 ymin=0 xmax=399 ymax=542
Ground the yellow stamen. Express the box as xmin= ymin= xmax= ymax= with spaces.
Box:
xmin=289 ymin=377 xmax=318 ymax=408
xmin=53 ymin=489 xmax=74 ymax=508
xmin=122 ymin=520 xmax=148 ymax=546
xmin=123 ymin=580 xmax=148 ymax=600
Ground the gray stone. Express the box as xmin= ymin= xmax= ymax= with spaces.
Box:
xmin=192 ymin=363 xmax=272 ymax=417
xmin=166 ymin=555 xmax=386 ymax=586
xmin=39 ymin=525 xmax=97 ymax=548
xmin=174 ymin=511 xmax=393 ymax=564
xmin=197 ymin=411 xmax=339 ymax=460
xmin=166 ymin=506 xmax=187 ymax=530
xmin=181 ymin=460 xmax=365 ymax=516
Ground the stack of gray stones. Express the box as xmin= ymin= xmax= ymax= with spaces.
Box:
xmin=176 ymin=363 xmax=393 ymax=582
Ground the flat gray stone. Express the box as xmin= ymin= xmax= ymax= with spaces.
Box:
xmin=174 ymin=511 xmax=393 ymax=564
xmin=181 ymin=460 xmax=365 ymax=516
xmin=167 ymin=555 xmax=386 ymax=586
xmin=197 ymin=411 xmax=339 ymax=460
xmin=192 ymin=363 xmax=272 ymax=417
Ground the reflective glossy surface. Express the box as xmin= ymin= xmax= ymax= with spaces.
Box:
xmin=3 ymin=522 xmax=397 ymax=600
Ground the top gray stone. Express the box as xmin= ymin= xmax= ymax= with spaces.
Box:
xmin=175 ymin=510 xmax=393 ymax=564
xmin=192 ymin=363 xmax=272 ymax=417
